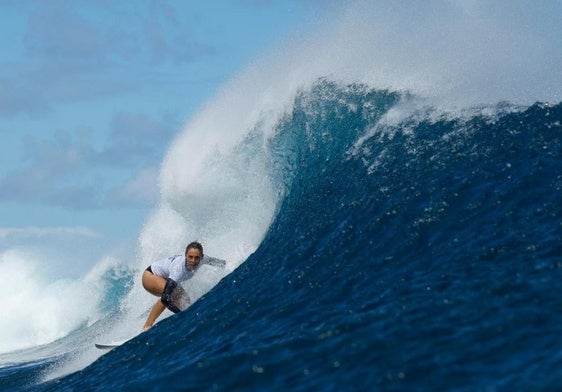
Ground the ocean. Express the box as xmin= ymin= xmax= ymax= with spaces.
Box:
xmin=1 ymin=2 xmax=561 ymax=391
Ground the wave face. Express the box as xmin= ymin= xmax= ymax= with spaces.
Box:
xmin=22 ymin=80 xmax=562 ymax=391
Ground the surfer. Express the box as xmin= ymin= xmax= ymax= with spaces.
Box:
xmin=141 ymin=241 xmax=224 ymax=331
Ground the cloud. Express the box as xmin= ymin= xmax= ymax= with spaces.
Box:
xmin=0 ymin=111 xmax=172 ymax=209
xmin=24 ymin=2 xmax=103 ymax=62
xmin=0 ymin=77 xmax=50 ymax=118
xmin=0 ymin=2 xmax=218 ymax=119
xmin=22 ymin=1 xmax=206 ymax=66
xmin=141 ymin=1 xmax=217 ymax=65
xmin=0 ymin=226 xmax=102 ymax=241
xmin=0 ymin=129 xmax=98 ymax=207
xmin=98 ymin=112 xmax=176 ymax=166
xmin=107 ymin=166 xmax=160 ymax=207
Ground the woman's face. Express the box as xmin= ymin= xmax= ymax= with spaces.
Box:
xmin=185 ymin=247 xmax=203 ymax=270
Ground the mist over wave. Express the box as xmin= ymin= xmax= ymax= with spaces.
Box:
xmin=138 ymin=0 xmax=562 ymax=261
xmin=138 ymin=0 xmax=562 ymax=268
xmin=134 ymin=0 xmax=562 ymax=287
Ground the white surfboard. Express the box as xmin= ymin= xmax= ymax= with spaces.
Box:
xmin=95 ymin=339 xmax=129 ymax=350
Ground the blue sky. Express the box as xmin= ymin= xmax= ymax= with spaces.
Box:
xmin=0 ymin=0 xmax=325 ymax=274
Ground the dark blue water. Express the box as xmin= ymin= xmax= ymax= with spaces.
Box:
xmin=5 ymin=80 xmax=562 ymax=391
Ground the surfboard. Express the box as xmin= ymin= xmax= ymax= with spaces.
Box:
xmin=95 ymin=280 xmax=190 ymax=350
xmin=95 ymin=340 xmax=128 ymax=350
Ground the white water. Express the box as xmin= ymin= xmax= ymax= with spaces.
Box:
xmin=0 ymin=249 xmax=123 ymax=354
